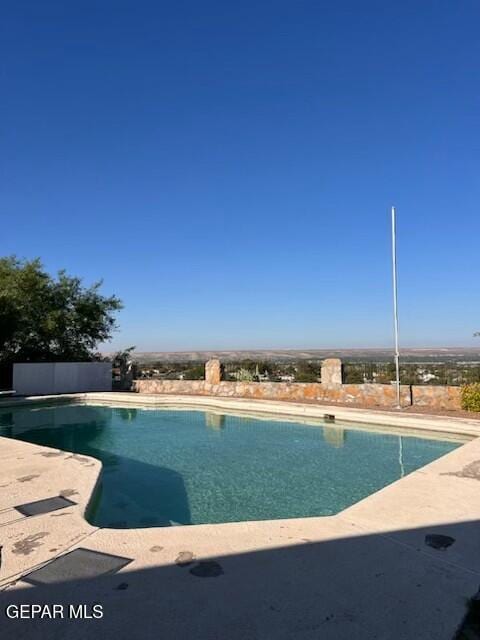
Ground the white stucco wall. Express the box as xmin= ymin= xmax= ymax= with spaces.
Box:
xmin=13 ymin=362 xmax=112 ymax=395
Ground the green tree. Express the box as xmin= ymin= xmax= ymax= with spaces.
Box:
xmin=112 ymin=346 xmax=136 ymax=390
xmin=112 ymin=346 xmax=136 ymax=371
xmin=183 ymin=364 xmax=205 ymax=380
xmin=0 ymin=256 xmax=122 ymax=363
xmin=295 ymin=361 xmax=321 ymax=383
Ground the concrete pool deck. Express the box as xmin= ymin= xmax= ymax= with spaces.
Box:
xmin=0 ymin=393 xmax=479 ymax=639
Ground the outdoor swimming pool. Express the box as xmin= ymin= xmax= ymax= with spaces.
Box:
xmin=0 ymin=403 xmax=459 ymax=528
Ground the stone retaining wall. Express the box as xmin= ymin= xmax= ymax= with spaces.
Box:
xmin=133 ymin=379 xmax=417 ymax=409
xmin=411 ymin=385 xmax=462 ymax=411
xmin=133 ymin=359 xmax=463 ymax=411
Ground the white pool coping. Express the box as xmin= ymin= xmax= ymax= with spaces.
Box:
xmin=3 ymin=390 xmax=480 ymax=437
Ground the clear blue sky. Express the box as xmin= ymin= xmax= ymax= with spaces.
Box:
xmin=2 ymin=1 xmax=479 ymax=351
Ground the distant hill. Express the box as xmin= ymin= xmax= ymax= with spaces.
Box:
xmin=105 ymin=347 xmax=480 ymax=364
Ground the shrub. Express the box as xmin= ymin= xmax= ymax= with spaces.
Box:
xmin=461 ymin=383 xmax=480 ymax=412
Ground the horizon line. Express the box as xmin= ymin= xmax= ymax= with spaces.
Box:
xmin=102 ymin=345 xmax=480 ymax=354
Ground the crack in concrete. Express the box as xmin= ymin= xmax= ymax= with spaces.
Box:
xmin=17 ymin=474 xmax=40 ymax=483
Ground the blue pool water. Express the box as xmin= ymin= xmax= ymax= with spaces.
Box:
xmin=0 ymin=403 xmax=459 ymax=528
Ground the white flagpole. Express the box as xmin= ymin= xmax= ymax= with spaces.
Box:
xmin=391 ymin=206 xmax=401 ymax=408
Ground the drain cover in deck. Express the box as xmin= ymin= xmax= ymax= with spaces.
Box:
xmin=14 ymin=495 xmax=77 ymax=516
xmin=23 ymin=548 xmax=133 ymax=585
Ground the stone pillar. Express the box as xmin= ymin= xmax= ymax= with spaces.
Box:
xmin=323 ymin=426 xmax=346 ymax=448
xmin=205 ymin=412 xmax=226 ymax=430
xmin=321 ymin=359 xmax=343 ymax=386
xmin=205 ymin=359 xmax=221 ymax=384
